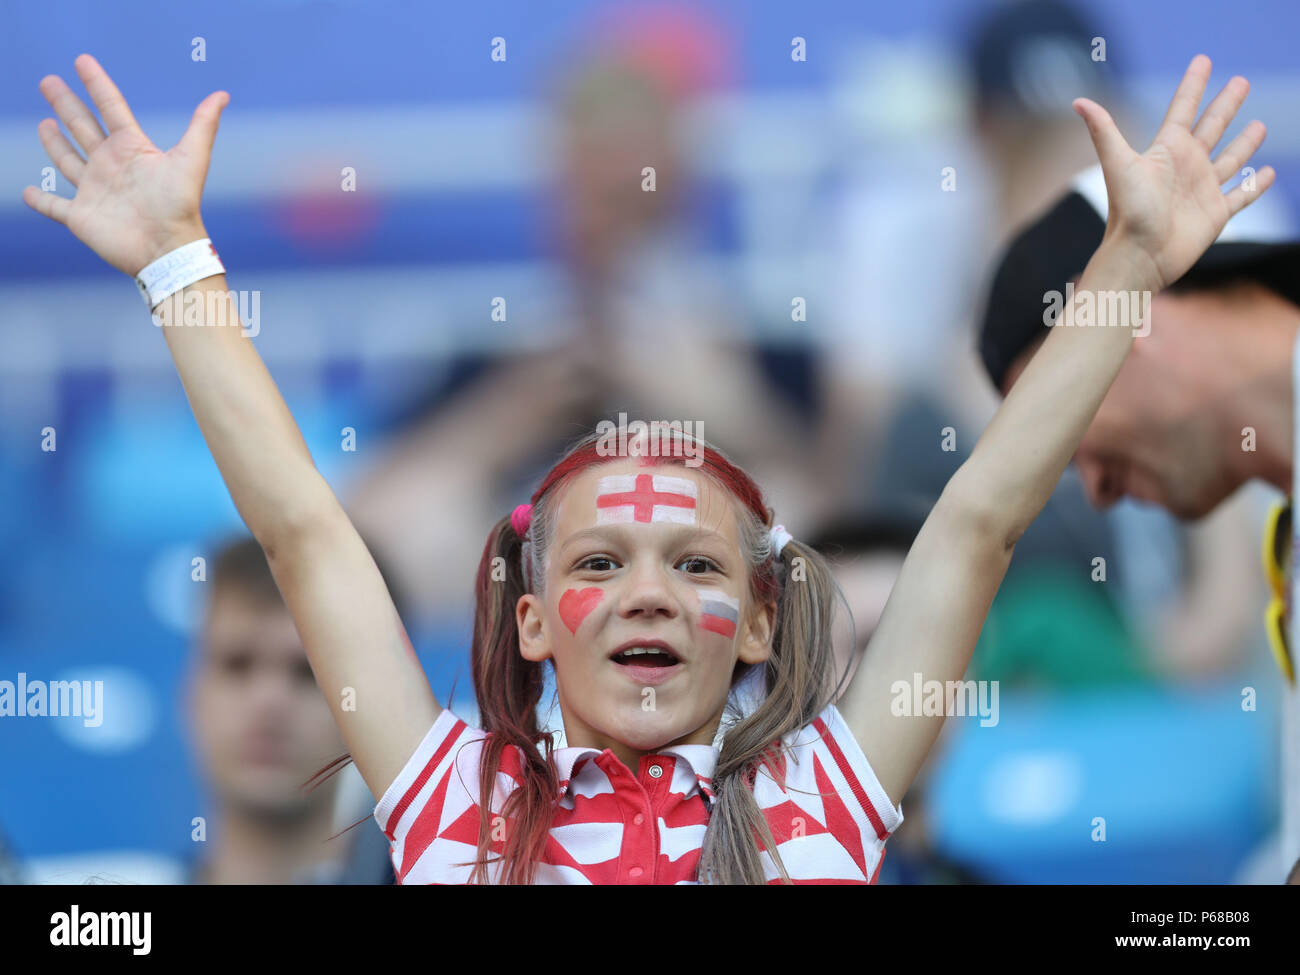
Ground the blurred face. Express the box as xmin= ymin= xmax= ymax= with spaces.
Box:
xmin=1001 ymin=291 xmax=1236 ymax=519
xmin=190 ymin=589 xmax=344 ymax=818
xmin=557 ymin=73 xmax=679 ymax=272
xmin=517 ymin=458 xmax=773 ymax=766
xmin=835 ymin=553 xmax=905 ymax=652
xmin=827 ymin=551 xmax=905 ymax=692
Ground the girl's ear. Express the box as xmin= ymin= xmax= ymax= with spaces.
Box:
xmin=738 ymin=598 xmax=776 ymax=666
xmin=517 ymin=593 xmax=552 ymax=662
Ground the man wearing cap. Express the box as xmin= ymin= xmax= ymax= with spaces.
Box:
xmin=980 ymin=162 xmax=1300 ymax=882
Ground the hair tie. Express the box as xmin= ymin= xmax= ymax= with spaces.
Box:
xmin=769 ymin=524 xmax=793 ymax=558
xmin=510 ymin=503 xmax=533 ymax=539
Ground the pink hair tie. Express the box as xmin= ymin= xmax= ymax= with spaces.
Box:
xmin=510 ymin=503 xmax=533 ymax=538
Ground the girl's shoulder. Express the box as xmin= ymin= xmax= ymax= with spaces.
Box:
xmin=374 ymin=707 xmax=520 ymax=841
xmin=782 ymin=701 xmax=854 ymax=752
xmin=737 ymin=703 xmax=902 ymax=834
xmin=745 ymin=702 xmax=853 ymax=778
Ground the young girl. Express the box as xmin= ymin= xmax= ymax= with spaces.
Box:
xmin=24 ymin=53 xmax=1273 ymax=883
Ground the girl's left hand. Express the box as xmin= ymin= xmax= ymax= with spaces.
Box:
xmin=1074 ymin=54 xmax=1275 ymax=293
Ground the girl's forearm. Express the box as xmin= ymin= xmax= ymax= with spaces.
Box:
xmin=956 ymin=240 xmax=1160 ymax=544
xmin=154 ymin=270 xmax=329 ymax=550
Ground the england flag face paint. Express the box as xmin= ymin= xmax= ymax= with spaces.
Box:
xmin=697 ymin=589 xmax=740 ymax=639
xmin=595 ymin=474 xmax=697 ymax=526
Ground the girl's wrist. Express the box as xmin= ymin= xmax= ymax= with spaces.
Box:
xmin=1085 ymin=237 xmax=1164 ymax=296
xmin=134 ymin=222 xmax=210 ymax=276
xmin=136 ymin=233 xmax=225 ymax=312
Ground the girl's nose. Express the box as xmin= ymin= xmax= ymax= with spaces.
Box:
xmin=618 ymin=563 xmax=678 ymax=621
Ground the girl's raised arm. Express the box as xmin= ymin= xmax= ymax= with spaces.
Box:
xmin=838 ymin=55 xmax=1275 ymax=808
xmin=23 ymin=55 xmax=439 ymax=801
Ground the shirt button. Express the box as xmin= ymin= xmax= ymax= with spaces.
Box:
xmin=629 ymin=866 xmax=644 ymax=879
xmin=648 ymin=764 xmax=663 ymax=778
xmin=633 ymin=813 xmax=645 ymax=826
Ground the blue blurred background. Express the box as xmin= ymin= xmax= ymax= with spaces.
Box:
xmin=2 ymin=0 xmax=1297 ymax=883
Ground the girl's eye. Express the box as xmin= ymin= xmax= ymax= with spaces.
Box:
xmin=678 ymin=556 xmax=721 ymax=574
xmin=579 ymin=555 xmax=618 ymax=572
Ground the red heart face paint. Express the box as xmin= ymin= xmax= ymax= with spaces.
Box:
xmin=559 ymin=587 xmax=604 ymax=635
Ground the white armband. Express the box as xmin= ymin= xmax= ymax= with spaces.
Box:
xmin=135 ymin=238 xmax=226 ymax=310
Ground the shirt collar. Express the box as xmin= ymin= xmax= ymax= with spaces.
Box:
xmin=552 ymin=742 xmax=718 ymax=805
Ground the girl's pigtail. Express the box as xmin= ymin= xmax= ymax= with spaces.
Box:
xmin=468 ymin=514 xmax=558 ymax=884
xmin=699 ymin=535 xmax=842 ymax=885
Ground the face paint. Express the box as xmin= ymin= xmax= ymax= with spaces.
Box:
xmin=595 ymin=473 xmax=697 ymax=525
xmin=697 ymin=589 xmax=739 ymax=639
xmin=559 ymin=587 xmax=604 ymax=635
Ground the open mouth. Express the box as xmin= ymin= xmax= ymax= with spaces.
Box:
xmin=610 ymin=646 xmax=680 ymax=668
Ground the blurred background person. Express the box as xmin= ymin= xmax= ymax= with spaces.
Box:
xmin=811 ymin=0 xmax=1277 ymax=733
xmin=808 ymin=0 xmax=1170 ymax=696
xmin=347 ymin=5 xmax=815 ymax=631
xmin=979 ymin=172 xmax=1300 ymax=882
xmin=810 ymin=0 xmax=1126 ymax=520
xmin=17 ymin=534 xmax=398 ymax=885
xmin=183 ymin=535 xmax=398 ymax=884
xmin=801 ymin=7 xmax=1163 ymax=749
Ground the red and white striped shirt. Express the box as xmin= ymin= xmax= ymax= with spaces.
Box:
xmin=375 ymin=703 xmax=902 ymax=884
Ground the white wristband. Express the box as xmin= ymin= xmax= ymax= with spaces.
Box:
xmin=135 ymin=238 xmax=226 ymax=310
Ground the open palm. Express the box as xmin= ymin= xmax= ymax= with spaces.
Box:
xmin=22 ymin=54 xmax=228 ymax=277
xmin=1076 ymin=54 xmax=1274 ymax=291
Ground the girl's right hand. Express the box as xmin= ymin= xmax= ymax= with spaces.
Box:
xmin=22 ymin=54 xmax=229 ymax=277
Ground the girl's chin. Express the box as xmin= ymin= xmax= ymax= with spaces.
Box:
xmin=595 ymin=706 xmax=721 ymax=751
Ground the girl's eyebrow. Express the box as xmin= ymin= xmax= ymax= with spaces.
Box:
xmin=560 ymin=524 xmax=730 ymax=554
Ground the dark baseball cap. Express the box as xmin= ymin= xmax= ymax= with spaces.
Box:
xmin=978 ymin=164 xmax=1300 ymax=391
xmin=965 ymin=0 xmax=1116 ymax=119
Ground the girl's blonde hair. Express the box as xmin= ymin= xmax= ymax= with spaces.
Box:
xmin=468 ymin=429 xmax=847 ymax=884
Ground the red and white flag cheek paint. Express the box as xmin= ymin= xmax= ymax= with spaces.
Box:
xmin=595 ymin=474 xmax=697 ymax=525
xmin=558 ymin=587 xmax=604 ymax=635
xmin=697 ymin=589 xmax=740 ymax=639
